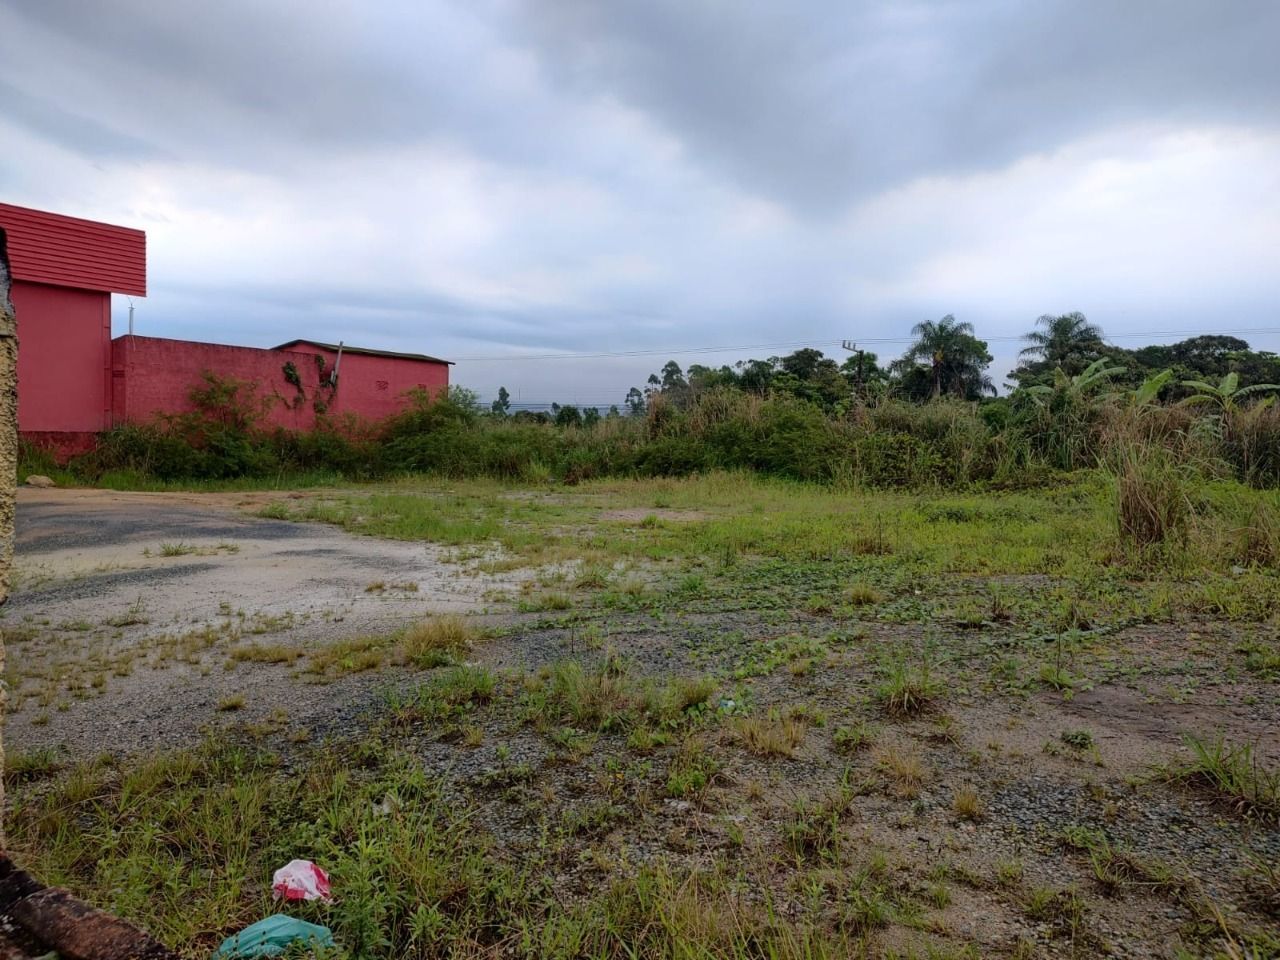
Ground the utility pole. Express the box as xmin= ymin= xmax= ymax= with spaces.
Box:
xmin=841 ymin=339 xmax=866 ymax=404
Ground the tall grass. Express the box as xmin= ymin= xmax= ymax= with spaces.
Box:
xmin=1111 ymin=443 xmax=1192 ymax=553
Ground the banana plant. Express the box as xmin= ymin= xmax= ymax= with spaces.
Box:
xmin=1024 ymin=357 xmax=1126 ymax=404
xmin=1179 ymin=372 xmax=1279 ymax=415
xmin=1132 ymin=368 xmax=1174 ymax=407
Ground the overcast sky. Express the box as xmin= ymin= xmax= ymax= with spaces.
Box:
xmin=2 ymin=1 xmax=1278 ymax=406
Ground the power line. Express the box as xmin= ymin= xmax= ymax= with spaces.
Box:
xmin=448 ymin=327 xmax=1280 ymax=363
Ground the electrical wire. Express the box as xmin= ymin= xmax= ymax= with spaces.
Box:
xmin=448 ymin=326 xmax=1280 ymax=363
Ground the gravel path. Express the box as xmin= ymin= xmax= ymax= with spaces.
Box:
xmin=4 ymin=488 xmax=524 ymax=758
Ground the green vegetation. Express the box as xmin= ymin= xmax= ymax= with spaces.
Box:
xmin=21 ymin=320 xmax=1280 ymax=494
xmin=1166 ymin=737 xmax=1280 ymax=822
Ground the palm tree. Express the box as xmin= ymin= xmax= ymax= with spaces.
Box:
xmin=1020 ymin=313 xmax=1105 ymax=372
xmin=900 ymin=315 xmax=994 ymax=399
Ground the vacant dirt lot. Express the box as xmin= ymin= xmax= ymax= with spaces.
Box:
xmin=5 ymin=476 xmax=1279 ymax=958
xmin=5 ymin=488 xmax=520 ymax=757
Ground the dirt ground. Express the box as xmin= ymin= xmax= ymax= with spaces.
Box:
xmin=4 ymin=488 xmax=522 ymax=757
xmin=5 ymin=483 xmax=1280 ymax=957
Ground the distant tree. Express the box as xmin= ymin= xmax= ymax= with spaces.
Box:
xmin=513 ymin=409 xmax=550 ymax=424
xmin=1150 ymin=335 xmax=1250 ymax=372
xmin=625 ymin=387 xmax=646 ymax=416
xmin=779 ymin=347 xmax=826 ymax=381
xmin=838 ymin=350 xmax=884 ymax=387
xmin=1019 ymin=313 xmax=1105 ymax=374
xmin=554 ymin=404 xmax=583 ymax=428
xmin=686 ymin=364 xmax=739 ymax=393
xmin=583 ymin=407 xmax=601 ymax=427
xmin=446 ymin=385 xmax=482 ymax=412
xmin=735 ymin=358 xmax=776 ymax=393
xmin=764 ymin=349 xmax=848 ymax=410
xmin=1120 ymin=336 xmax=1280 ymax=398
xmin=657 ymin=360 xmax=686 ymax=390
xmin=895 ymin=315 xmax=994 ymax=400
xmin=490 ymin=386 xmax=511 ymax=416
xmin=607 ymin=404 xmax=621 ymax=418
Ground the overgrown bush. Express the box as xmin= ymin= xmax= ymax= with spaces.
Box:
xmin=22 ymin=365 xmax=1280 ymax=493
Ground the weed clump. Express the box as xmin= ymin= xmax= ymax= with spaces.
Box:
xmin=845 ymin=583 xmax=886 ymax=607
xmin=952 ymin=785 xmax=985 ymax=821
xmin=875 ymin=656 xmax=941 ymax=717
xmin=833 ymin=722 xmax=875 ymax=754
xmin=875 ymin=743 xmax=927 ymax=799
xmin=734 ymin=711 xmax=808 ymax=757
xmin=1166 ymin=736 xmax=1279 ymax=822
xmin=4 ymin=747 xmax=63 ymax=784
xmin=402 ymin=615 xmax=478 ymax=668
xmin=228 ymin=642 xmax=302 ymax=664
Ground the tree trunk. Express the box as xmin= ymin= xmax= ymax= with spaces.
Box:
xmin=0 ymin=228 xmax=17 ymax=847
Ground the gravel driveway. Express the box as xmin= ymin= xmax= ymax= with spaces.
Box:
xmin=4 ymin=488 xmax=517 ymax=758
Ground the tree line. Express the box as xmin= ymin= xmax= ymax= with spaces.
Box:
xmin=488 ymin=313 xmax=1280 ymax=422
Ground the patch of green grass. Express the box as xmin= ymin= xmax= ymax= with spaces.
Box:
xmin=419 ymin=664 xmax=497 ymax=713
xmin=517 ymin=591 xmax=573 ymax=613
xmin=4 ymin=746 xmax=63 ymax=784
xmin=307 ymin=635 xmax=390 ymax=677
xmin=522 ymin=658 xmax=715 ymax=736
xmin=845 ymin=583 xmax=886 ymax=607
xmin=402 ymin=615 xmax=479 ymax=668
xmin=228 ymin=642 xmax=303 ymax=664
xmin=1166 ymin=736 xmax=1280 ymax=822
xmin=1061 ymin=729 xmax=1095 ymax=750
xmin=875 ymin=655 xmax=942 ymax=717
xmin=1239 ymin=639 xmax=1280 ymax=678
xmin=784 ymin=798 xmax=843 ymax=862
xmin=833 ymin=722 xmax=876 ymax=754
xmin=1023 ymin=885 xmax=1087 ymax=942
xmin=665 ymin=740 xmax=720 ymax=799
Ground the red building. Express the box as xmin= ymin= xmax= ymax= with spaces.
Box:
xmin=0 ymin=202 xmax=451 ymax=451
xmin=0 ymin=202 xmax=145 ymax=453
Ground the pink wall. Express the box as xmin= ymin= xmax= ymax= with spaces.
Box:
xmin=294 ymin=343 xmax=450 ymax=422
xmin=14 ymin=280 xmax=111 ymax=433
xmin=112 ymin=336 xmax=450 ymax=431
xmin=113 ymin=336 xmax=324 ymax=431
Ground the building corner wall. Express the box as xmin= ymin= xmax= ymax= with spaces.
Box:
xmin=0 ymin=229 xmax=18 ymax=846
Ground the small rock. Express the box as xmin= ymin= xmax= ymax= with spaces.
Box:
xmin=25 ymin=474 xmax=55 ymax=488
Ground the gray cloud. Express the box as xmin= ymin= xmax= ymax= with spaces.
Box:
xmin=516 ymin=0 xmax=1280 ymax=213
xmin=2 ymin=0 xmax=1278 ymax=403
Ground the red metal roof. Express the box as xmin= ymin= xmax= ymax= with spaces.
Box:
xmin=0 ymin=202 xmax=146 ymax=296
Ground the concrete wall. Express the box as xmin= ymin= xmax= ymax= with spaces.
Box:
xmin=13 ymin=281 xmax=111 ymax=434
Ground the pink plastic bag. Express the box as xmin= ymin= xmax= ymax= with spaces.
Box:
xmin=272 ymin=859 xmax=332 ymax=903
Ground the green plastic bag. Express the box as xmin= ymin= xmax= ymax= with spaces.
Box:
xmin=211 ymin=914 xmax=335 ymax=958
